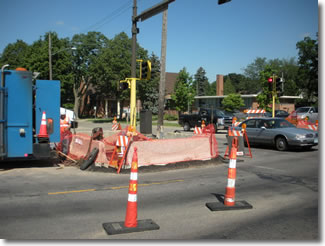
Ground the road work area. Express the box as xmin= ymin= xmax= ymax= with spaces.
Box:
xmin=0 ymin=142 xmax=318 ymax=239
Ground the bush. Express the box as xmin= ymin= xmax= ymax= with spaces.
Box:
xmin=164 ymin=114 xmax=178 ymax=121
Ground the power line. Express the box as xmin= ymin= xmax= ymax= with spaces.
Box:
xmin=81 ymin=0 xmax=133 ymax=33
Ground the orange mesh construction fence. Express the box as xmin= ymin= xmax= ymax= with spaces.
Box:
xmin=124 ymin=134 xmax=218 ymax=168
xmin=66 ymin=126 xmax=218 ymax=169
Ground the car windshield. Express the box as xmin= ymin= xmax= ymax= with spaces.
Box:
xmin=266 ymin=119 xmax=295 ymax=128
xmin=296 ymin=107 xmax=309 ymax=113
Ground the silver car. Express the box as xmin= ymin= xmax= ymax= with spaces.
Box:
xmin=236 ymin=118 xmax=318 ymax=151
xmin=295 ymin=106 xmax=318 ymax=123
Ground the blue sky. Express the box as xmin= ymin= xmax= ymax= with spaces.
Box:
xmin=0 ymin=0 xmax=318 ymax=83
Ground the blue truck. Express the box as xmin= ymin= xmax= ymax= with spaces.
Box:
xmin=0 ymin=66 xmax=60 ymax=161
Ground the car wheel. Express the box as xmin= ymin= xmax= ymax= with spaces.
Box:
xmin=275 ymin=137 xmax=288 ymax=151
xmin=183 ymin=122 xmax=190 ymax=131
xmin=215 ymin=123 xmax=218 ymax=133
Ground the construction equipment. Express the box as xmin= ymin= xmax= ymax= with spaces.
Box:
xmin=0 ymin=67 xmax=62 ymax=161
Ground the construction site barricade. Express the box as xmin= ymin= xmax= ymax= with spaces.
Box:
xmin=194 ymin=126 xmax=202 ymax=134
xmin=245 ymin=109 xmax=265 ymax=114
xmin=296 ymin=119 xmax=318 ymax=131
xmin=124 ymin=135 xmax=218 ymax=168
xmin=68 ymin=133 xmax=110 ymax=165
xmin=224 ymin=127 xmax=252 ymax=158
xmin=226 ymin=135 xmax=245 ymax=156
xmin=67 ymin=126 xmax=218 ymax=171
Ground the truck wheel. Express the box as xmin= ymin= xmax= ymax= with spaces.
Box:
xmin=80 ymin=147 xmax=99 ymax=170
xmin=183 ymin=122 xmax=190 ymax=131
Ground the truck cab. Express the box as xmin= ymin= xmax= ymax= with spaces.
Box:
xmin=178 ymin=108 xmax=233 ymax=132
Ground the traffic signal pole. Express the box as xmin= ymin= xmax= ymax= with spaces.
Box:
xmin=130 ymin=78 xmax=137 ymax=127
xmin=128 ymin=0 xmax=137 ymax=130
xmin=122 ymin=0 xmax=174 ymax=130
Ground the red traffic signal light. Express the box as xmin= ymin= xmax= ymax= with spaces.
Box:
xmin=268 ymin=78 xmax=273 ymax=83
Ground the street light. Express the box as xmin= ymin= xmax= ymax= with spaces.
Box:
xmin=48 ymin=33 xmax=76 ymax=80
xmin=49 ymin=46 xmax=76 ymax=80
xmin=52 ymin=47 xmax=76 ymax=56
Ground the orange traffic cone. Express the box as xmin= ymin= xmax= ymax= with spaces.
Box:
xmin=38 ymin=111 xmax=49 ymax=139
xmin=103 ymin=146 xmax=160 ymax=234
xmin=201 ymin=120 xmax=206 ymax=129
xmin=224 ymin=141 xmax=237 ymax=206
xmin=124 ymin=147 xmax=138 ymax=228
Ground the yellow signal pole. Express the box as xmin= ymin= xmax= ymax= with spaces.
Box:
xmin=130 ymin=77 xmax=137 ymax=128
xmin=120 ymin=78 xmax=138 ymax=130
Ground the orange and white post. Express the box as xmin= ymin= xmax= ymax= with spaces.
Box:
xmin=224 ymin=140 xmax=237 ymax=206
xmin=124 ymin=147 xmax=138 ymax=228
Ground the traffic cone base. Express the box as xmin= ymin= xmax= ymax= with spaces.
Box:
xmin=206 ymin=199 xmax=253 ymax=211
xmin=103 ymin=219 xmax=160 ymax=235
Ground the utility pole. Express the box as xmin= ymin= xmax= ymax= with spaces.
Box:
xmin=129 ymin=0 xmax=138 ymax=128
xmin=131 ymin=0 xmax=137 ymax=78
xmin=157 ymin=9 xmax=168 ymax=139
xmin=48 ymin=32 xmax=52 ymax=80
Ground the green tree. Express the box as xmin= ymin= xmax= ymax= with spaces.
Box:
xmin=71 ymin=31 xmax=109 ymax=118
xmin=224 ymin=73 xmax=248 ymax=93
xmin=223 ymin=77 xmax=236 ymax=95
xmin=243 ymin=57 xmax=268 ymax=93
xmin=221 ymin=93 xmax=245 ymax=112
xmin=171 ymin=67 xmax=195 ymax=112
xmin=193 ymin=67 xmax=209 ymax=96
xmin=206 ymin=81 xmax=216 ymax=96
xmin=296 ymin=34 xmax=318 ymax=103
xmin=0 ymin=40 xmax=29 ymax=68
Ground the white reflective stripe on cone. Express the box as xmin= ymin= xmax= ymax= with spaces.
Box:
xmin=229 ymin=159 xmax=236 ymax=169
xmin=227 ymin=178 xmax=236 ymax=188
xmin=225 ymin=197 xmax=235 ymax=203
xmin=128 ymin=194 xmax=137 ymax=202
xmin=130 ymin=172 xmax=138 ymax=181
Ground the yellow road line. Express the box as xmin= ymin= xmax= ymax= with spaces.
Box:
xmin=48 ymin=179 xmax=184 ymax=195
xmin=48 ymin=189 xmax=96 ymax=195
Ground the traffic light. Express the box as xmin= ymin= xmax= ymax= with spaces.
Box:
xmin=119 ymin=81 xmax=129 ymax=90
xmin=268 ymin=77 xmax=273 ymax=92
xmin=218 ymin=0 xmax=231 ymax=4
xmin=140 ymin=60 xmax=151 ymax=80
xmin=276 ymin=77 xmax=284 ymax=96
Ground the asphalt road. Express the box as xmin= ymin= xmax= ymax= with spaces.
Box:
xmin=0 ymin=122 xmax=319 ymax=240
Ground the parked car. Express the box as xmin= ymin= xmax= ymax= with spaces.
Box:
xmin=295 ymin=106 xmax=318 ymax=123
xmin=235 ymin=118 xmax=318 ymax=151
xmin=178 ymin=108 xmax=233 ymax=132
